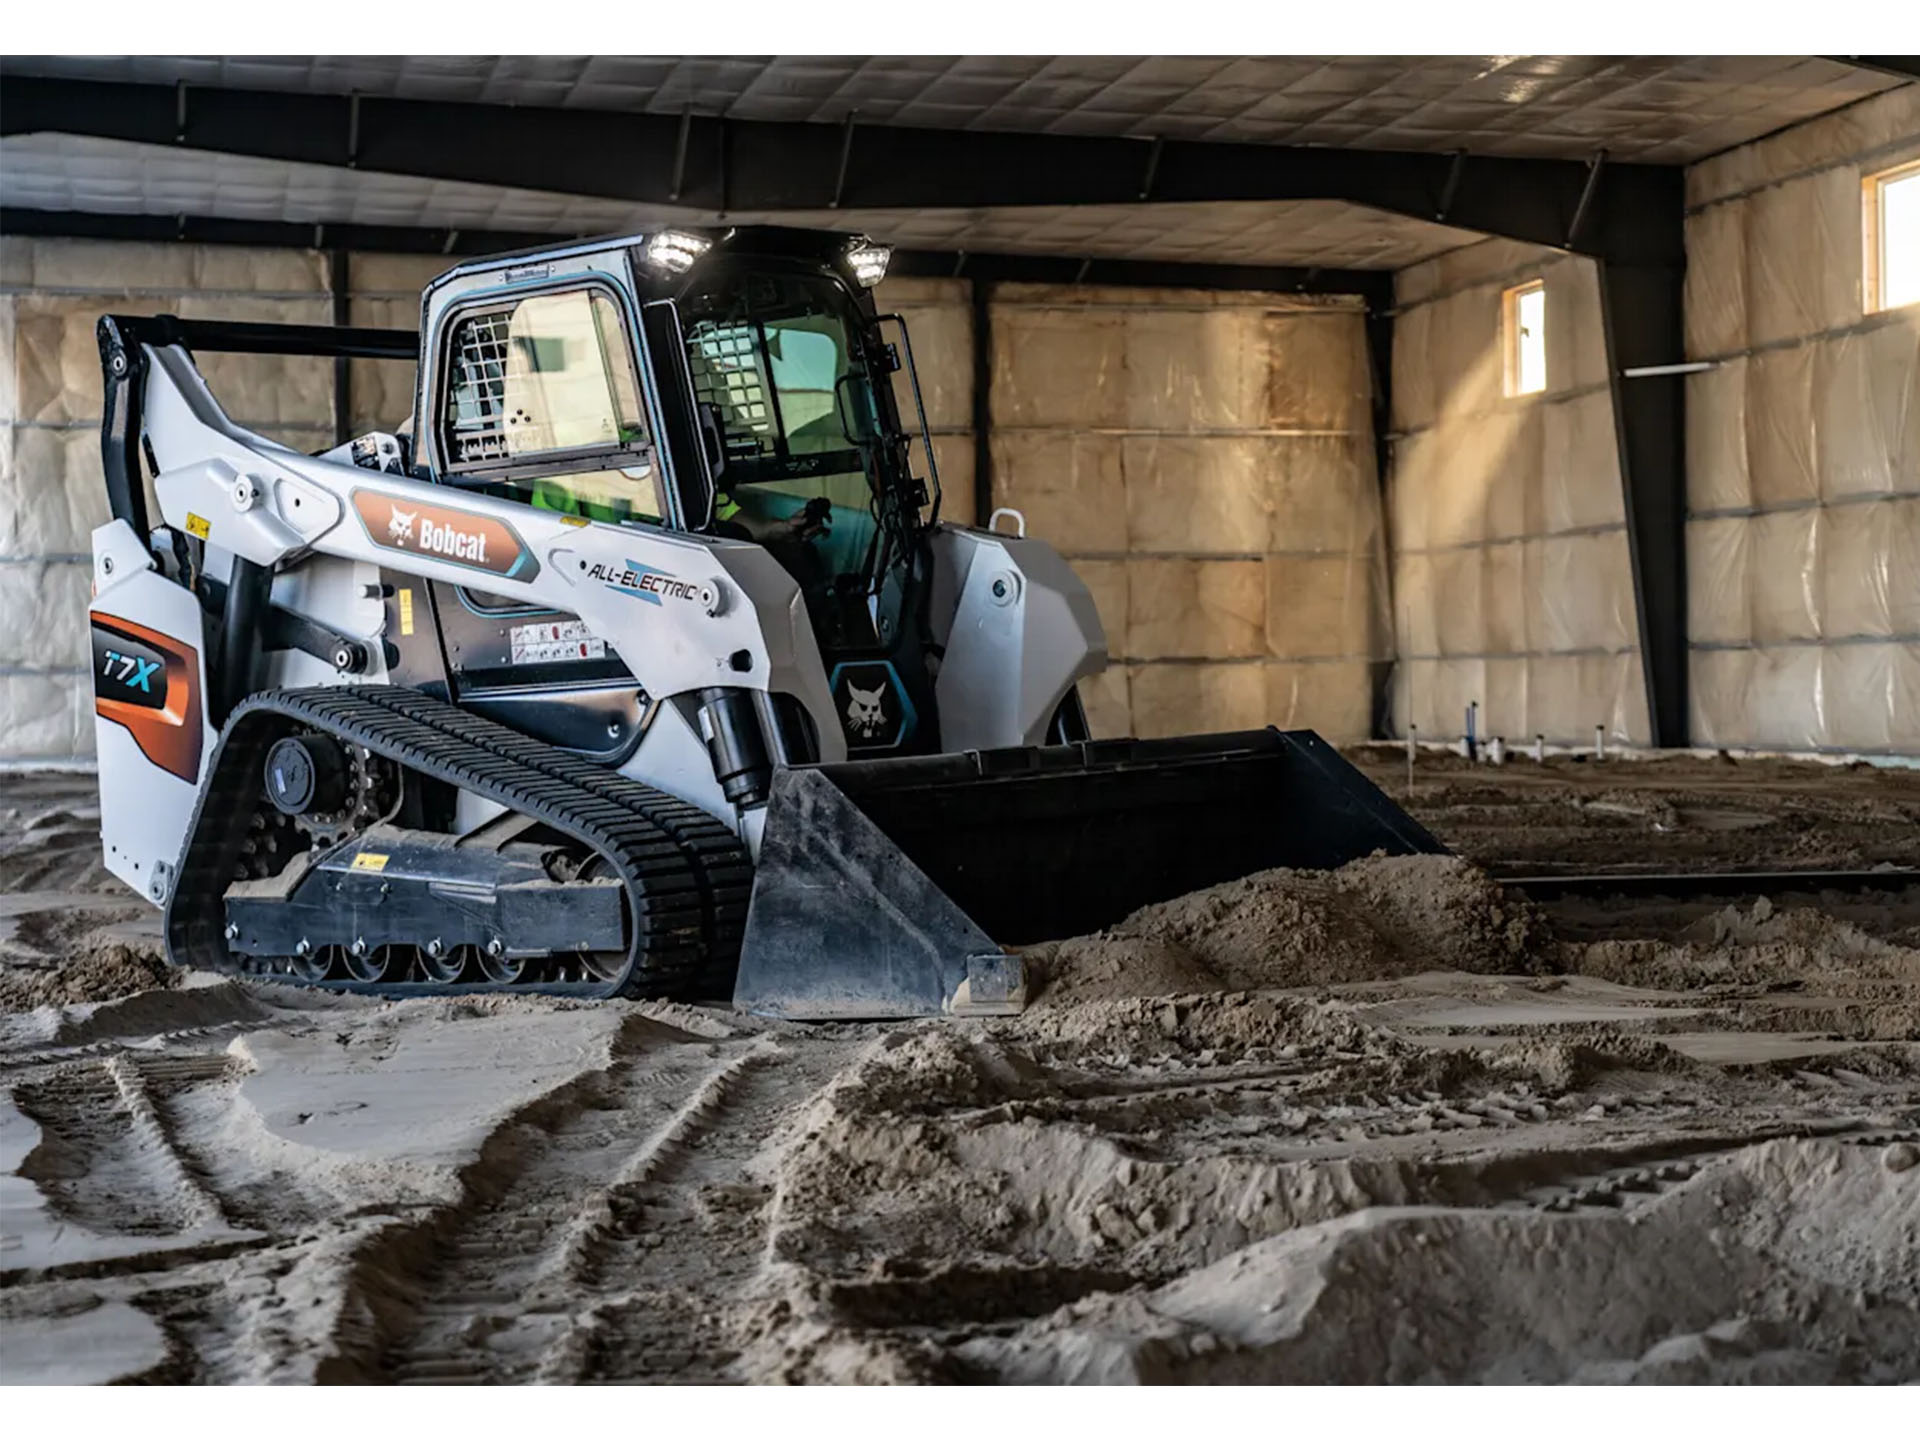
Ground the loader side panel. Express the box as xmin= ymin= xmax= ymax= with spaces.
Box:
xmin=89 ymin=520 xmax=215 ymax=905
xmin=929 ymin=526 xmax=1107 ymax=753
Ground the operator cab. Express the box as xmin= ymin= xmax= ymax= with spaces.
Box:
xmin=391 ymin=227 xmax=944 ymax=762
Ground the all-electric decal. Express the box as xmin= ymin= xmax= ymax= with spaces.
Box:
xmin=587 ymin=559 xmax=711 ymax=609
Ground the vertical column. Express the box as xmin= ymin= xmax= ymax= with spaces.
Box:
xmin=970 ymin=275 xmax=993 ymax=528
xmin=1600 ymin=255 xmax=1689 ymax=749
xmin=1364 ymin=287 xmax=1396 ymax=741
xmin=329 ymin=248 xmax=351 ymax=447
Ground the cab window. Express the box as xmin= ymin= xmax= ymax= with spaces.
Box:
xmin=684 ymin=275 xmax=882 ymax=551
xmin=439 ymin=286 xmax=666 ymax=524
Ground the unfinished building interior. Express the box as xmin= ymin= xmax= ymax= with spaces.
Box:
xmin=1 ymin=55 xmax=1918 ymax=1386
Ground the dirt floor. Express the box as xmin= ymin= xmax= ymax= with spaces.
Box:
xmin=2 ymin=752 xmax=1917 ymax=1384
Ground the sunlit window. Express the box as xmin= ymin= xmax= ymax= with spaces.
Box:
xmin=1865 ymin=159 xmax=1920 ymax=313
xmin=1503 ymin=279 xmax=1546 ymax=397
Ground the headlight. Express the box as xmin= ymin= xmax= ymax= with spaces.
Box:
xmin=644 ymin=230 xmax=711 ymax=274
xmin=844 ymin=238 xmax=891 ymax=288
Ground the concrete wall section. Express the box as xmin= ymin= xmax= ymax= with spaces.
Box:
xmin=1387 ymin=240 xmax=1649 ymax=748
xmin=986 ymin=284 xmax=1387 ymax=742
xmin=1684 ymin=87 xmax=1920 ymax=752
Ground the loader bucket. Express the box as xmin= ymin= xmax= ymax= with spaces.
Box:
xmin=731 ymin=728 xmax=1444 ymax=1020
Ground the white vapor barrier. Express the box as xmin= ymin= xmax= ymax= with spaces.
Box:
xmin=1681 ymin=74 xmax=1920 ymax=752
xmin=987 ymin=284 xmax=1388 ymax=742
xmin=1691 ymin=644 xmax=1920 ymax=753
xmin=1687 ymin=86 xmax=1920 ymax=210
xmin=1685 ymin=319 xmax=1920 ymax=509
xmin=1387 ymin=242 xmax=1648 ymax=746
xmin=1688 ymin=497 xmax=1920 ymax=750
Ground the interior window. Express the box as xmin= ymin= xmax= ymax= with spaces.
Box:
xmin=1503 ymin=279 xmax=1547 ymax=397
xmin=765 ymin=328 xmax=846 ymax=454
xmin=1866 ymin=160 xmax=1920 ymax=313
xmin=440 ymin=287 xmax=664 ymax=524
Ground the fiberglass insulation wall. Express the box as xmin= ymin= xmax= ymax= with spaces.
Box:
xmin=0 ymin=237 xmax=428 ymax=763
xmin=1387 ymin=239 xmax=1649 ymax=748
xmin=1684 ymin=86 xmax=1920 ymax=753
xmin=985 ymin=284 xmax=1388 ymax=743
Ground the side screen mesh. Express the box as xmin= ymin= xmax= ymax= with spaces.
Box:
xmin=444 ymin=307 xmax=513 ymax=465
xmin=687 ymin=321 xmax=776 ymax=458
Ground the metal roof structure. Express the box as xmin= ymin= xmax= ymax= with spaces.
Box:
xmin=2 ymin=56 xmax=1910 ymax=272
xmin=3 ymin=55 xmax=1902 ymax=160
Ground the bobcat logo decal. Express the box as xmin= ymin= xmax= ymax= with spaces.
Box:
xmin=845 ymin=683 xmax=887 ymax=740
xmin=351 ymin=489 xmax=539 ymax=580
xmin=830 ymin=661 xmax=915 ymax=751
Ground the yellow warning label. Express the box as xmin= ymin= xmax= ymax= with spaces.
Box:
xmin=559 ymin=514 xmax=590 ymax=528
xmin=185 ymin=512 xmax=211 ymax=539
xmin=398 ymin=587 xmax=415 ymax=637
xmin=349 ymin=852 xmax=389 ymax=873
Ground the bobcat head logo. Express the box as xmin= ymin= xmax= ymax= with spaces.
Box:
xmin=387 ymin=506 xmax=416 ymax=543
xmin=845 ymin=682 xmax=887 ymax=740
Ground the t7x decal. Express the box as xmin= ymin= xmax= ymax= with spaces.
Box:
xmin=90 ymin=614 xmax=204 ymax=782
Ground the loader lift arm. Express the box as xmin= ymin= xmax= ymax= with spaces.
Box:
xmin=96 ymin=312 xmax=419 ymax=540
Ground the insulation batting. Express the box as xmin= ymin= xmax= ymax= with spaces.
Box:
xmin=990 ymin=288 xmax=1385 ymax=741
xmin=1387 ymin=245 xmax=1646 ymax=745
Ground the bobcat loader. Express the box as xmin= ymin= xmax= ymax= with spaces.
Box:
xmin=86 ymin=225 xmax=1440 ymax=1019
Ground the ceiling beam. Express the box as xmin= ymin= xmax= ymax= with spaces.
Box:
xmin=1824 ymin=56 xmax=1920 ymax=84
xmin=0 ymin=206 xmax=560 ymax=259
xmin=1 ymin=75 xmax=1684 ymax=265
xmin=0 ymin=206 xmax=1395 ymax=300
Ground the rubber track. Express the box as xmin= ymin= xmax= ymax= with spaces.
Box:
xmin=163 ymin=685 xmax=752 ymax=1001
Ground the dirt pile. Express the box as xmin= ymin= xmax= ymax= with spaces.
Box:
xmin=0 ymin=941 xmax=179 ymax=1011
xmin=741 ymin=996 xmax=1920 ymax=1384
xmin=1570 ymin=895 xmax=1920 ymax=1008
xmin=954 ymin=1138 xmax=1920 ymax=1383
xmin=1028 ymin=855 xmax=1547 ymax=1003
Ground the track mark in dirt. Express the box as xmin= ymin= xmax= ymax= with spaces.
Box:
xmin=11 ymin=1052 xmax=244 ymax=1239
xmin=377 ymin=1023 xmax=840 ymax=1385
xmin=536 ymin=1033 xmax=875 ymax=1384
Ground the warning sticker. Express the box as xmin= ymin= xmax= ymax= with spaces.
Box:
xmin=510 ymin=619 xmax=608 ymax=666
xmin=185 ymin=512 xmax=211 ymax=539
xmin=349 ymin=852 xmax=389 ymax=873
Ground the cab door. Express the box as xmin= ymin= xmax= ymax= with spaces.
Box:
xmin=402 ymin=273 xmax=709 ymax=760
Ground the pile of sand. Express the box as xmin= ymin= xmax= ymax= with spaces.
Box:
xmin=1571 ymin=894 xmax=1920 ymax=998
xmin=0 ymin=942 xmax=178 ymax=1011
xmin=745 ymin=997 xmax=1920 ymax=1385
xmin=955 ymin=1137 xmax=1920 ymax=1384
xmin=1028 ymin=854 xmax=1548 ymax=1003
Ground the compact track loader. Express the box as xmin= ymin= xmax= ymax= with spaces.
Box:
xmin=86 ymin=226 xmax=1440 ymax=1018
